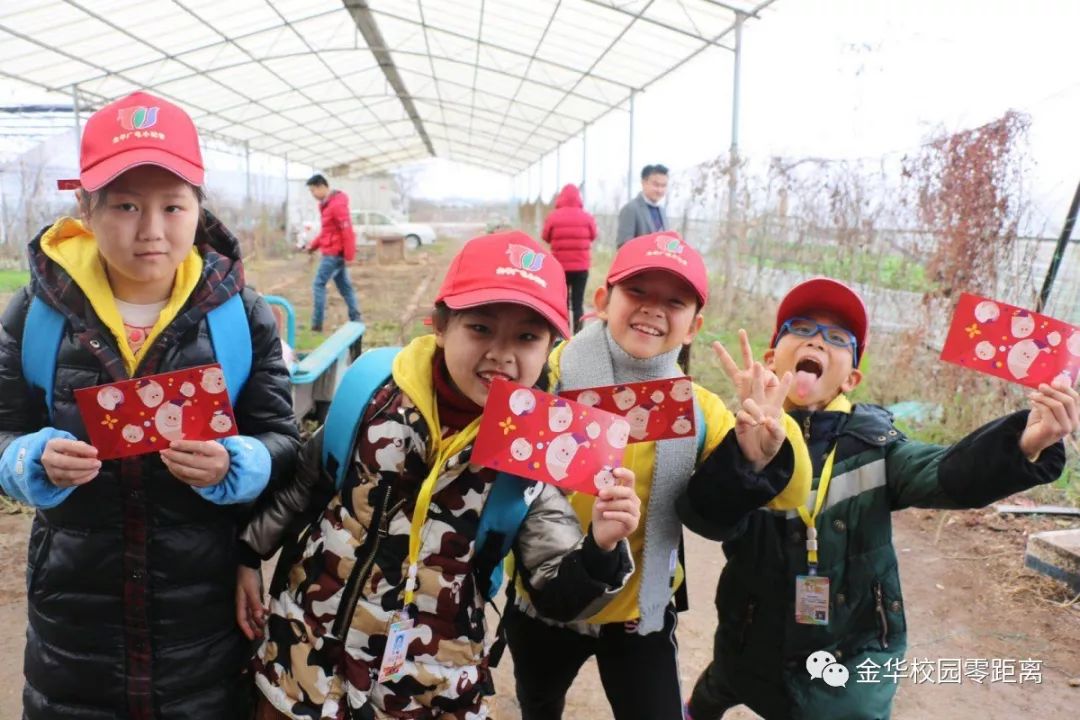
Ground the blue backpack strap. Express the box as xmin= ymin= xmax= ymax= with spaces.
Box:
xmin=22 ymin=296 xmax=65 ymax=421
xmin=476 ymin=472 xmax=536 ymax=600
xmin=321 ymin=346 xmax=401 ymax=490
xmin=695 ymin=402 xmax=706 ymax=463
xmin=206 ymin=293 xmax=252 ymax=407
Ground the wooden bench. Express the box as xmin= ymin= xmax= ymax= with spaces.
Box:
xmin=263 ymin=295 xmax=365 ymax=422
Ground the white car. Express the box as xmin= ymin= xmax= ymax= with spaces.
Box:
xmin=294 ymin=210 xmax=437 ymax=250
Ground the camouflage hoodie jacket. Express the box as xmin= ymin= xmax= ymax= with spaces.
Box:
xmin=251 ymin=335 xmax=633 ymax=719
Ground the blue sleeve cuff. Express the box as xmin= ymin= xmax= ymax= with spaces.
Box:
xmin=193 ymin=435 xmax=272 ymax=505
xmin=0 ymin=428 xmax=78 ymax=509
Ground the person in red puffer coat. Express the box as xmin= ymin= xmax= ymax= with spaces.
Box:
xmin=542 ymin=183 xmax=598 ymax=333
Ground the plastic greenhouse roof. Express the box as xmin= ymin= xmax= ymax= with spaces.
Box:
xmin=0 ymin=0 xmax=776 ymax=176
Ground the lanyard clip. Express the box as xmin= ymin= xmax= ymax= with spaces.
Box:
xmin=805 ymin=526 xmax=818 ymax=554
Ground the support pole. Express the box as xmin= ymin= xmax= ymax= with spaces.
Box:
xmin=1037 ymin=178 xmax=1080 ymax=313
xmin=723 ymin=13 xmax=744 ymax=314
xmin=627 ymin=91 xmax=636 ymax=203
xmin=581 ymin=122 xmax=588 ymax=202
xmin=71 ymin=85 xmax=81 ymax=163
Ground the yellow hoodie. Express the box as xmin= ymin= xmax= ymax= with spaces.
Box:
xmin=38 ymin=218 xmax=203 ymax=376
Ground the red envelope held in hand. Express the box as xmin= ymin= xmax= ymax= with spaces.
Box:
xmin=560 ymin=376 xmax=696 ymax=442
xmin=940 ymin=293 xmax=1080 ymax=389
xmin=74 ymin=363 xmax=238 ymax=459
xmin=472 ymin=378 xmax=629 ymax=495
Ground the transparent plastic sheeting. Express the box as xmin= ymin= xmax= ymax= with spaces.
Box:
xmin=0 ymin=0 xmax=771 ymax=175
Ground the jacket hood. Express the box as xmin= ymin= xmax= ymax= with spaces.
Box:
xmin=555 ymin=184 xmax=583 ymax=209
xmin=26 ymin=209 xmax=245 ymax=375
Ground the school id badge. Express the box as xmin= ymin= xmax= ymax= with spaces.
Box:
xmin=795 ymin=575 xmax=830 ymax=625
xmin=377 ymin=614 xmax=414 ymax=683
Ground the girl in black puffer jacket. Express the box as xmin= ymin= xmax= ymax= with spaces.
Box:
xmin=0 ymin=90 xmax=299 ymax=719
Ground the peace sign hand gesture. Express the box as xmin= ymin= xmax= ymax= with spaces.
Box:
xmin=713 ymin=330 xmax=793 ymax=470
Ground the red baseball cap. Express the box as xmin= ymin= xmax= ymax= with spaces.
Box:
xmin=435 ymin=231 xmax=571 ymax=338
xmin=73 ymin=90 xmax=204 ymax=192
xmin=606 ymin=231 xmax=709 ymax=306
xmin=770 ymin=277 xmax=869 ymax=365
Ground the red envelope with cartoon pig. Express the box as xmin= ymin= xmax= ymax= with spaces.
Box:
xmin=940 ymin=293 xmax=1080 ymax=389
xmin=560 ymin=377 xmax=696 ymax=443
xmin=472 ymin=378 xmax=630 ymax=495
xmin=74 ymin=363 xmax=238 ymax=459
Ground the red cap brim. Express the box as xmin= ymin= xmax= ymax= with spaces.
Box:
xmin=441 ymin=287 xmax=571 ymax=339
xmin=81 ymin=148 xmax=204 ymax=192
xmin=607 ymin=265 xmax=708 ymax=306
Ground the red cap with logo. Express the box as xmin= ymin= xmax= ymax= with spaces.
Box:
xmin=69 ymin=90 xmax=204 ymax=192
xmin=770 ymin=277 xmax=869 ymax=365
xmin=435 ymin=231 xmax=571 ymax=338
xmin=606 ymin=231 xmax=709 ymax=306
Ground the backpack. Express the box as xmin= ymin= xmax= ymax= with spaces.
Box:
xmin=320 ymin=346 xmax=536 ymax=602
xmin=22 ymin=292 xmax=252 ymax=420
xmin=320 ymin=348 xmax=708 ymax=601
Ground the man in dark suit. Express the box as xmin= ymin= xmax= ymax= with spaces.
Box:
xmin=615 ymin=164 xmax=669 ymax=248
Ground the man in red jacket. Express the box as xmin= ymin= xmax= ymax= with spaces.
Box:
xmin=542 ymin=183 xmax=597 ymax=333
xmin=305 ymin=174 xmax=362 ymax=331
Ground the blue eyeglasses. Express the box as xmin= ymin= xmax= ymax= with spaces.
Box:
xmin=775 ymin=316 xmax=859 ymax=363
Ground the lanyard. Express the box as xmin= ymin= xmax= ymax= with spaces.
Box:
xmin=795 ymin=446 xmax=837 ymax=574
xmin=402 ymin=416 xmax=482 ymax=608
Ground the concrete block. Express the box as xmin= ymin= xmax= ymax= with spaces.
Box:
xmin=1024 ymin=528 xmax=1080 ymax=593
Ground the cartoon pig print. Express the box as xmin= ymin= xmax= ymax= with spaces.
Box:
xmin=510 ymin=437 xmax=533 ymax=461
xmin=1067 ymin=332 xmax=1080 ymax=358
xmin=509 ymin=388 xmax=537 ymax=416
xmin=671 ymin=415 xmax=693 ymax=435
xmin=209 ymin=410 xmax=233 ymax=434
xmin=548 ymin=400 xmax=573 ymax=432
xmin=96 ymin=386 xmax=124 ymax=411
xmin=626 ymin=405 xmax=653 ymax=441
xmin=974 ymin=341 xmax=996 ymax=361
xmin=154 ymin=400 xmax=185 ymax=442
xmin=179 ymin=381 xmax=196 ymax=398
xmin=612 ymin=386 xmax=637 ymax=411
xmin=593 ymin=466 xmax=617 ymax=491
xmin=974 ymin=300 xmax=1000 ymax=324
xmin=670 ymin=379 xmax=694 ymax=403
xmin=606 ymin=419 xmax=630 ymax=449
xmin=576 ymin=390 xmax=601 ymax=407
xmin=200 ymin=367 xmax=227 ymax=395
xmin=1006 ymin=339 xmax=1046 ymax=380
xmin=121 ymin=424 xmax=144 ymax=444
xmin=136 ymin=379 xmax=164 ymax=408
xmin=1011 ymin=311 xmax=1035 ymax=339
xmin=545 ymin=433 xmax=583 ymax=481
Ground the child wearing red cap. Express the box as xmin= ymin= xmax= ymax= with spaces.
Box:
xmin=241 ymin=231 xmax=642 ymax=719
xmin=505 ymin=231 xmax=813 ymax=720
xmin=682 ymin=277 xmax=1078 ymax=720
xmin=0 ymin=91 xmax=299 ymax=718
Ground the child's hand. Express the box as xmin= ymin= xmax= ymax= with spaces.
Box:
xmin=714 ymin=332 xmax=793 ymax=470
xmin=236 ymin=565 xmax=266 ymax=641
xmin=160 ymin=440 xmax=231 ymax=488
xmin=1019 ymin=375 xmax=1080 ymax=459
xmin=590 ymin=468 xmax=641 ymax=551
xmin=41 ymin=438 xmax=101 ymax=488
xmin=712 ymin=329 xmax=758 ymax=404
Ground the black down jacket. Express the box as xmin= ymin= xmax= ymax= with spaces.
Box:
xmin=0 ymin=212 xmax=299 ymax=719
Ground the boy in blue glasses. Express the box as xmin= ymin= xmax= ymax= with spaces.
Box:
xmin=678 ymin=277 xmax=1079 ymax=720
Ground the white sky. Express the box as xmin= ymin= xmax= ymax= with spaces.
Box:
xmin=413 ymin=0 xmax=1080 ymax=230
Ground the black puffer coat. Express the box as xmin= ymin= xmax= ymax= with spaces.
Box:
xmin=0 ymin=212 xmax=299 ymax=719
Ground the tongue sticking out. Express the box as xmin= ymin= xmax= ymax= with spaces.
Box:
xmin=795 ymin=370 xmax=817 ymax=399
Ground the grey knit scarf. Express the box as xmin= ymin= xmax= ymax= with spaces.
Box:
xmin=558 ymin=321 xmax=697 ymax=634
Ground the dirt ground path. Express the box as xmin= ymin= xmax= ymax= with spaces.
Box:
xmin=0 ymin=237 xmax=1076 ymax=717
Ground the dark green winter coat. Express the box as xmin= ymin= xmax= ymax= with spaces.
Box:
xmin=679 ymin=396 xmax=1065 ymax=720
